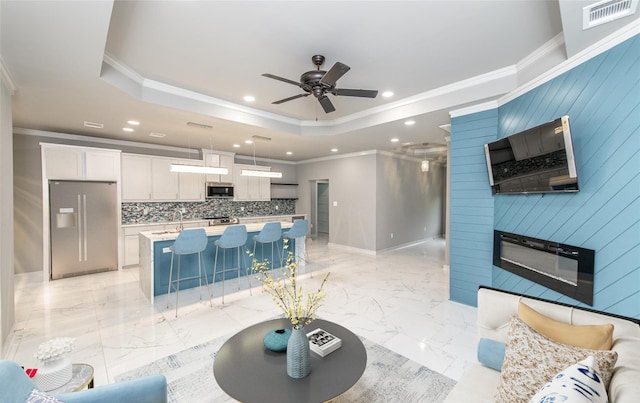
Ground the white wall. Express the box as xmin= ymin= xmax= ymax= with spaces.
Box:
xmin=375 ymin=153 xmax=444 ymax=250
xmin=1 ymin=64 xmax=15 ymax=355
xmin=296 ymin=153 xmax=377 ymax=251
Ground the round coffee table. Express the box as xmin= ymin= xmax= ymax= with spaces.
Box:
xmin=214 ymin=318 xmax=367 ymax=403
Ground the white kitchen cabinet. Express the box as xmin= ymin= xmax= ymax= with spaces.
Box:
xmin=233 ymin=164 xmax=271 ymax=201
xmin=42 ymin=144 xmax=120 ymax=181
xmin=151 ymin=158 xmax=179 ymax=200
xmin=121 ymin=154 xmax=152 ymax=201
xmin=203 ymin=150 xmax=235 ymax=183
xmin=176 ymin=159 xmax=204 ymax=201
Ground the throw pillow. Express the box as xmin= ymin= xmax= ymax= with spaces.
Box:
xmin=477 ymin=338 xmax=505 ymax=371
xmin=518 ymin=301 xmax=614 ymax=350
xmin=495 ymin=316 xmax=617 ymax=403
xmin=529 ymin=356 xmax=609 ymax=403
xmin=25 ymin=389 xmax=64 ymax=403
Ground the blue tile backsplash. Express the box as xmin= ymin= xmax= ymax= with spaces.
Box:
xmin=122 ymin=199 xmax=297 ymax=224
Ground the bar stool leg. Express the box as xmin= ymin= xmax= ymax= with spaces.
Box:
xmin=167 ymin=252 xmax=175 ymax=309
xmin=175 ymin=255 xmax=181 ymax=318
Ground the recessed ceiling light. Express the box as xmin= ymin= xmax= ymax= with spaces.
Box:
xmin=331 ymin=148 xmax=338 ymax=152
xmin=149 ymin=132 xmax=166 ymax=138
xmin=233 ymin=144 xmax=240 ymax=148
xmin=286 ymin=151 xmax=293 ymax=155
xmin=122 ymin=127 xmax=134 ymax=132
xmin=404 ymin=120 xmax=416 ymax=126
xmin=382 ymin=91 xmax=394 ymax=98
xmin=127 ymin=120 xmax=140 ymax=125
xmin=244 ymin=140 xmax=253 ymax=144
xmin=243 ymin=95 xmax=255 ymax=102
xmin=391 ymin=138 xmax=399 ymax=142
xmin=83 ymin=121 xmax=103 ymax=129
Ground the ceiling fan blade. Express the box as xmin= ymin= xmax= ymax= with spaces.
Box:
xmin=272 ymin=93 xmax=310 ymax=104
xmin=262 ymin=73 xmax=301 ymax=87
xmin=320 ymin=62 xmax=350 ymax=87
xmin=333 ymin=88 xmax=378 ymax=98
xmin=318 ymin=95 xmax=336 ymax=113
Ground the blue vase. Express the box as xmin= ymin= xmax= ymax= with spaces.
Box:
xmin=286 ymin=326 xmax=311 ymax=378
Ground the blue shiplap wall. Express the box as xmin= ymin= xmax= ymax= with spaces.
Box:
xmin=450 ymin=35 xmax=640 ymax=318
xmin=449 ymin=109 xmax=496 ymax=306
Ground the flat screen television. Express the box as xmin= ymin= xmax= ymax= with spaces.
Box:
xmin=484 ymin=115 xmax=579 ymax=195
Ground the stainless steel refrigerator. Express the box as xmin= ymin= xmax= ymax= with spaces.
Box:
xmin=49 ymin=180 xmax=118 ymax=279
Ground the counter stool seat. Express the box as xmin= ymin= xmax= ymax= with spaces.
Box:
xmin=213 ymin=225 xmax=251 ymax=304
xmin=282 ymin=219 xmax=310 ymax=273
xmin=167 ymin=228 xmax=212 ymax=317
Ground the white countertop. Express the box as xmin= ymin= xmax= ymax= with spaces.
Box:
xmin=139 ymin=221 xmax=294 ymax=241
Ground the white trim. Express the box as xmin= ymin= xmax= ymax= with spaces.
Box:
xmin=376 ymin=238 xmax=431 ymax=255
xmin=378 ymin=149 xmax=424 ymax=163
xmin=39 ymin=142 xmax=121 ymax=153
xmin=502 ymin=20 xmax=639 ymax=106
xmin=15 ymin=127 xmax=199 ymax=154
xmin=449 ymin=100 xmax=499 ymax=118
xmin=0 ymin=57 xmax=17 ymax=94
xmin=516 ymin=33 xmax=565 ymax=73
xmin=327 ymin=242 xmax=376 ymax=255
xmin=298 ymin=149 xmax=378 ymax=164
xmin=235 ymin=154 xmax=297 ymax=165
xmin=103 ymin=53 xmax=144 ymax=84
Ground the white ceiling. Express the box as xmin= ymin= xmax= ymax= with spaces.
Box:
xmin=2 ymin=1 xmax=637 ymax=161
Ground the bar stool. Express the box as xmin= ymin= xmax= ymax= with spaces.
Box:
xmin=282 ymin=219 xmax=310 ymax=271
xmin=213 ymin=225 xmax=251 ymax=304
xmin=167 ymin=228 xmax=212 ymax=317
xmin=253 ymin=222 xmax=283 ymax=270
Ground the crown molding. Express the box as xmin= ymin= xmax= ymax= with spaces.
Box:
xmin=0 ymin=57 xmax=17 ymax=95
xmin=449 ymin=100 xmax=499 ymax=118
xmin=298 ymin=149 xmax=377 ymax=164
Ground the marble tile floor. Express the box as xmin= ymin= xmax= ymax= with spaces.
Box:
xmin=4 ymin=235 xmax=478 ymax=392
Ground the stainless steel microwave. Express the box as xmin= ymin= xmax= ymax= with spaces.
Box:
xmin=206 ymin=183 xmax=234 ymax=198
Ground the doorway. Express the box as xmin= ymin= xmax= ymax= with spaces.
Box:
xmin=317 ymin=182 xmax=329 ymax=235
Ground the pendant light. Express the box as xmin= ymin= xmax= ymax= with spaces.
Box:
xmin=241 ymin=136 xmax=283 ymax=178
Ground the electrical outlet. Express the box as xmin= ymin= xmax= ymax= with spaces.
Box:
xmin=162 ymin=247 xmax=171 ymax=253
xmin=181 ymin=208 xmax=186 ymax=213
xmin=275 ymin=205 xmax=279 ymax=210
xmin=333 ymin=201 xmax=338 ymax=207
xmin=424 ymin=227 xmax=427 ymax=232
xmin=143 ymin=207 xmax=149 ymax=215
xmin=390 ymin=233 xmax=394 ymax=239
xmin=241 ymin=207 xmax=245 ymax=211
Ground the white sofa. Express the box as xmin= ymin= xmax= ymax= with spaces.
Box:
xmin=444 ymin=287 xmax=640 ymax=403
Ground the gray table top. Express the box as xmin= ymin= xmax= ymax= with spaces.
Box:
xmin=214 ymin=318 xmax=367 ymax=403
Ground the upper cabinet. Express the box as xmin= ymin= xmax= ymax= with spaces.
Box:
xmin=233 ymin=164 xmax=271 ymax=201
xmin=121 ymin=154 xmax=204 ymax=202
xmin=42 ymin=144 xmax=120 ymax=181
xmin=203 ymin=149 xmax=234 ymax=183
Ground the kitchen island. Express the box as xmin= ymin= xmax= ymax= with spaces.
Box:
xmin=138 ymin=221 xmax=304 ymax=303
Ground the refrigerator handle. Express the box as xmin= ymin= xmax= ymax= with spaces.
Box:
xmin=77 ymin=194 xmax=82 ymax=262
xmin=83 ymin=194 xmax=88 ymax=261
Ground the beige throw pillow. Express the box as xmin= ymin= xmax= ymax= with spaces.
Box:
xmin=495 ymin=316 xmax=618 ymax=403
xmin=518 ymin=301 xmax=614 ymax=350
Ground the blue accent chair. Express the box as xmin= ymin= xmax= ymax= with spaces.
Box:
xmin=213 ymin=224 xmax=251 ymax=304
xmin=0 ymin=360 xmax=167 ymax=403
xmin=253 ymin=222 xmax=283 ymax=269
xmin=167 ymin=228 xmax=212 ymax=317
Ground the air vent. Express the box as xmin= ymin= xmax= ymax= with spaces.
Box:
xmin=583 ymin=0 xmax=638 ymax=30
xmin=252 ymin=135 xmax=272 ymax=141
xmin=83 ymin=121 xmax=103 ymax=129
xmin=149 ymin=132 xmax=166 ymax=138
xmin=186 ymin=121 xmax=213 ymax=129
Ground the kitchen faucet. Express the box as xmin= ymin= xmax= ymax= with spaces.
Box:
xmin=172 ymin=208 xmax=184 ymax=232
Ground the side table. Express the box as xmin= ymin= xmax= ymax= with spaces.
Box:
xmin=48 ymin=363 xmax=94 ymax=393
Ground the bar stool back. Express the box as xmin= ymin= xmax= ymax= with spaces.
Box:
xmin=213 ymin=225 xmax=251 ymax=304
xmin=282 ymin=219 xmax=310 ymax=272
xmin=167 ymin=228 xmax=212 ymax=317
xmin=253 ymin=222 xmax=283 ymax=269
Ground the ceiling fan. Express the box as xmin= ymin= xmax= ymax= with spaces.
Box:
xmin=262 ymin=55 xmax=378 ymax=113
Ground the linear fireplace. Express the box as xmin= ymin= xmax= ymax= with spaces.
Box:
xmin=493 ymin=230 xmax=595 ymax=305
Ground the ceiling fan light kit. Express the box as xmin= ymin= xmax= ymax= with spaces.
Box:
xmin=263 ymin=54 xmax=378 ymax=113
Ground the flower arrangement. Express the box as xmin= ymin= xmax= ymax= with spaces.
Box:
xmin=34 ymin=337 xmax=75 ymax=362
xmin=249 ymin=240 xmax=329 ymax=330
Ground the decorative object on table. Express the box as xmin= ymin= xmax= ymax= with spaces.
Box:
xmin=263 ymin=328 xmax=291 ymax=352
xmin=307 ymin=328 xmax=342 ymax=357
xmin=249 ymin=239 xmax=330 ymax=378
xmin=33 ymin=337 xmax=75 ymax=391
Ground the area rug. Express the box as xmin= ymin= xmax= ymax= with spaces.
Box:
xmin=116 ymin=333 xmax=456 ymax=402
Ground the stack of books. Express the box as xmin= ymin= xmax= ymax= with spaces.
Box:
xmin=307 ymin=328 xmax=342 ymax=357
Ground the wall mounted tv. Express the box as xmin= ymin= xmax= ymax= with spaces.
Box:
xmin=484 ymin=116 xmax=579 ymax=195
